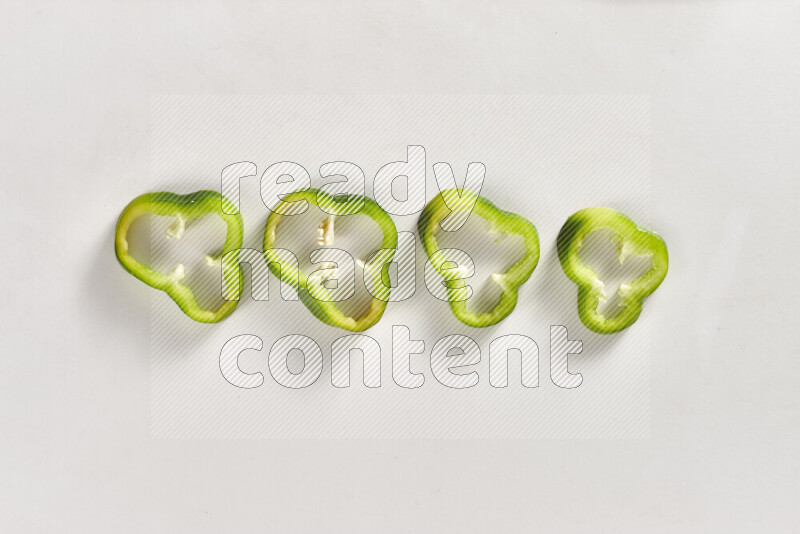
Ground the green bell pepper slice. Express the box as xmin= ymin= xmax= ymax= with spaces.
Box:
xmin=418 ymin=189 xmax=540 ymax=328
xmin=263 ymin=188 xmax=398 ymax=332
xmin=557 ymin=207 xmax=668 ymax=334
xmin=115 ymin=190 xmax=244 ymax=323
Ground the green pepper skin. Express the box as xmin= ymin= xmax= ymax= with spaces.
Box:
xmin=557 ymin=207 xmax=668 ymax=334
xmin=418 ymin=189 xmax=540 ymax=328
xmin=263 ymin=189 xmax=398 ymax=332
xmin=115 ymin=190 xmax=244 ymax=323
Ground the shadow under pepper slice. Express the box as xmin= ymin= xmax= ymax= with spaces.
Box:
xmin=263 ymin=189 xmax=398 ymax=332
xmin=418 ymin=189 xmax=540 ymax=328
xmin=557 ymin=207 xmax=668 ymax=334
xmin=115 ymin=190 xmax=244 ymax=323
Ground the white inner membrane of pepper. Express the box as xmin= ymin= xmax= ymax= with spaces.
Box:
xmin=271 ymin=203 xmax=385 ymax=319
xmin=127 ymin=213 xmax=230 ymax=310
xmin=578 ymin=228 xmax=653 ymax=319
xmin=435 ymin=214 xmax=527 ymax=315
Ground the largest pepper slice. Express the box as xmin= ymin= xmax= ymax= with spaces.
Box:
xmin=115 ymin=190 xmax=244 ymax=323
xmin=418 ymin=189 xmax=540 ymax=327
xmin=263 ymin=189 xmax=398 ymax=332
xmin=557 ymin=207 xmax=668 ymax=334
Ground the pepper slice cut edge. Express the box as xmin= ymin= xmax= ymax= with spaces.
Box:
xmin=557 ymin=207 xmax=668 ymax=334
xmin=418 ymin=189 xmax=540 ymax=328
xmin=263 ymin=189 xmax=398 ymax=332
xmin=115 ymin=190 xmax=244 ymax=323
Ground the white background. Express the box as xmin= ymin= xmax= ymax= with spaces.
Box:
xmin=1 ymin=1 xmax=798 ymax=532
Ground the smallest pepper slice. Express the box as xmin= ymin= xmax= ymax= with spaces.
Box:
xmin=418 ymin=189 xmax=540 ymax=328
xmin=115 ymin=190 xmax=244 ymax=323
xmin=557 ymin=207 xmax=668 ymax=334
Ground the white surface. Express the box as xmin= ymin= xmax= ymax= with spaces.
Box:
xmin=1 ymin=1 xmax=798 ymax=532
